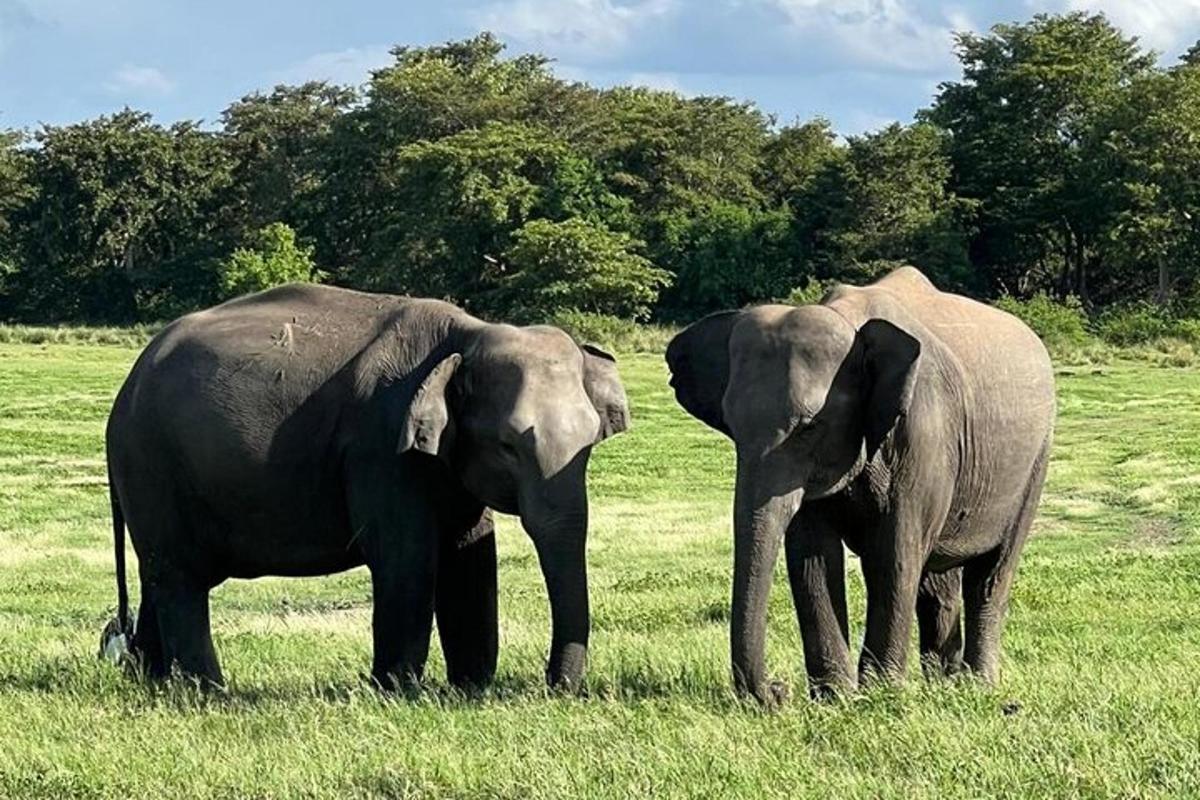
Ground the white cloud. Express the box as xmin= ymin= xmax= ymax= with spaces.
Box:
xmin=840 ymin=109 xmax=899 ymax=135
xmin=473 ymin=0 xmax=680 ymax=61
xmin=628 ymin=71 xmax=688 ymax=93
xmin=274 ymin=45 xmax=394 ymax=86
xmin=1061 ymin=0 xmax=1200 ymax=54
xmin=103 ymin=64 xmax=174 ymax=95
xmin=761 ymin=0 xmax=965 ymax=72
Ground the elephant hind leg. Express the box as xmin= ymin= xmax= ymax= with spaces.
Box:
xmin=131 ymin=585 xmax=165 ymax=678
xmin=142 ymin=572 xmax=224 ymax=687
xmin=917 ymin=567 xmax=964 ymax=678
xmin=963 ymin=440 xmax=1051 ymax=684
xmin=437 ymin=510 xmax=499 ymax=690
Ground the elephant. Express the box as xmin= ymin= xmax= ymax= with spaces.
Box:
xmin=104 ymin=283 xmax=628 ymax=691
xmin=665 ymin=267 xmax=1054 ymax=703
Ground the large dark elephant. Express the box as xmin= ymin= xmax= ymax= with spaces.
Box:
xmin=665 ymin=267 xmax=1054 ymax=703
xmin=105 ymin=284 xmax=628 ymax=691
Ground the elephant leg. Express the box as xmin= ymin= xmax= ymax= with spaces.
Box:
xmin=917 ymin=568 xmax=964 ymax=678
xmin=436 ymin=509 xmax=499 ymax=689
xmin=785 ymin=507 xmax=854 ymax=698
xmin=963 ymin=456 xmax=1048 ymax=684
xmin=858 ymin=519 xmax=925 ymax=685
xmin=150 ymin=571 xmax=223 ymax=686
xmin=131 ymin=582 xmax=165 ymax=678
xmin=351 ymin=466 xmax=440 ymax=691
xmin=962 ymin=544 xmax=1023 ymax=685
xmin=962 ymin=444 xmax=1049 ymax=685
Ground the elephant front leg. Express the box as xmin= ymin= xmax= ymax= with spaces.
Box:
xmin=858 ymin=526 xmax=924 ymax=685
xmin=917 ymin=568 xmax=964 ymax=678
xmin=785 ymin=508 xmax=855 ymax=698
xmin=369 ymin=542 xmax=438 ymax=690
xmin=350 ymin=465 xmax=440 ymax=691
xmin=436 ymin=509 xmax=499 ymax=690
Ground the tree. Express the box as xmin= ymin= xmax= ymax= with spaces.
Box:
xmin=0 ymin=131 xmax=34 ymax=313
xmin=10 ymin=111 xmax=233 ymax=321
xmin=1098 ymin=66 xmax=1200 ymax=304
xmin=318 ymin=33 xmax=578 ymax=274
xmin=926 ymin=12 xmax=1155 ymax=300
xmin=761 ymin=118 xmax=841 ymax=203
xmin=656 ymin=202 xmax=793 ymax=314
xmin=218 ymin=222 xmax=320 ymax=299
xmin=497 ymin=218 xmax=670 ymax=320
xmin=221 ymin=82 xmax=356 ymax=249
xmin=573 ymin=88 xmax=776 ymax=317
xmin=819 ymin=123 xmax=973 ymax=289
xmin=349 ymin=121 xmax=631 ymax=306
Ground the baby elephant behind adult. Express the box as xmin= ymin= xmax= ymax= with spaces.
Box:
xmin=106 ymin=284 xmax=628 ymax=690
xmin=666 ymin=267 xmax=1054 ymax=703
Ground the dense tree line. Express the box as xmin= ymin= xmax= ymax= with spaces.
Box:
xmin=2 ymin=13 xmax=1199 ymax=325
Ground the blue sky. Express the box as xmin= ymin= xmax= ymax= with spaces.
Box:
xmin=2 ymin=1 xmax=1199 ymax=135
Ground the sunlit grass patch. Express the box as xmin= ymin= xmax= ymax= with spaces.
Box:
xmin=0 ymin=342 xmax=1198 ymax=797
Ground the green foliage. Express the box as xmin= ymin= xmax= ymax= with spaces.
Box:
xmin=5 ymin=16 xmax=1200 ymax=324
xmin=1093 ymin=303 xmax=1200 ymax=346
xmin=926 ymin=12 xmax=1156 ymax=301
xmin=5 ymin=111 xmax=234 ymax=322
xmin=657 ymin=202 xmax=793 ymax=315
xmin=547 ymin=310 xmax=677 ymax=353
xmin=820 ymin=124 xmax=973 ymax=289
xmin=221 ymin=82 xmax=356 ymax=252
xmin=217 ymin=223 xmax=320 ymax=299
xmin=783 ymin=277 xmax=831 ymax=306
xmin=498 ymin=218 xmax=670 ymax=321
xmin=995 ymin=293 xmax=1091 ymax=346
xmin=359 ymin=122 xmax=630 ymax=303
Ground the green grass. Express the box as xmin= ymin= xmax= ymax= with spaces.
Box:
xmin=1 ymin=342 xmax=1199 ymax=798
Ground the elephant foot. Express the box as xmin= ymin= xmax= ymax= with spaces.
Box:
xmin=857 ymin=663 xmax=906 ymax=689
xmin=740 ymin=678 xmax=789 ymax=709
xmin=920 ymin=652 xmax=965 ymax=680
xmin=807 ymin=672 xmax=857 ymax=702
xmin=371 ymin=666 xmax=425 ymax=696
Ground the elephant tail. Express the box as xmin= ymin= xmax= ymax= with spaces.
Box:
xmin=110 ymin=477 xmax=130 ymax=635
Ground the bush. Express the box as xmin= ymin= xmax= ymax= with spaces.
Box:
xmin=1097 ymin=303 xmax=1183 ymax=346
xmin=0 ymin=324 xmax=159 ymax=347
xmin=547 ymin=310 xmax=677 ymax=354
xmin=994 ymin=293 xmax=1090 ymax=347
xmin=499 ymin=219 xmax=671 ymax=321
xmin=782 ymin=277 xmax=830 ymax=306
xmin=218 ymin=223 xmax=321 ymax=300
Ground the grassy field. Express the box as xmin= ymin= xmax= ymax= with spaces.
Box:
xmin=1 ymin=341 xmax=1198 ymax=798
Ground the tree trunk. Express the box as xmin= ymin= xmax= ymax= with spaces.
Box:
xmin=1156 ymin=257 xmax=1171 ymax=307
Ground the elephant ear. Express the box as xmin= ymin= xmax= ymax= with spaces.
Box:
xmin=858 ymin=319 xmax=921 ymax=459
xmin=665 ymin=311 xmax=741 ymax=436
xmin=398 ymin=353 xmax=462 ymax=459
xmin=580 ymin=344 xmax=629 ymax=442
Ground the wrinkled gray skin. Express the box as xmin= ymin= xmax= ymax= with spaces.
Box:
xmin=666 ymin=267 xmax=1054 ymax=704
xmin=106 ymin=284 xmax=628 ymax=691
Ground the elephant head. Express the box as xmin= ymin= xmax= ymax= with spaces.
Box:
xmin=666 ymin=304 xmax=920 ymax=701
xmin=399 ymin=323 xmax=628 ymax=690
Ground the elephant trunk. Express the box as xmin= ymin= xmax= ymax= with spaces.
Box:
xmin=531 ymin=520 xmax=590 ymax=690
xmin=730 ymin=455 xmax=803 ymax=704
